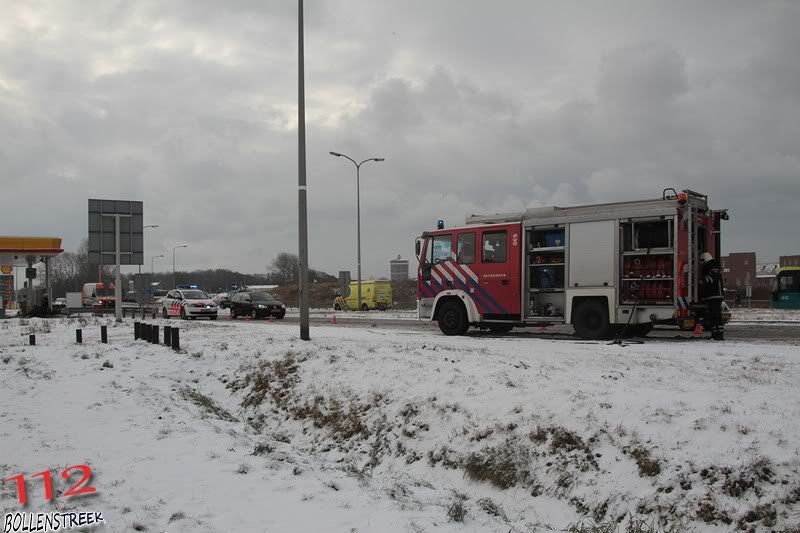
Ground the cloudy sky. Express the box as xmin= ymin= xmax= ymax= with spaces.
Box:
xmin=1 ymin=1 xmax=798 ymax=278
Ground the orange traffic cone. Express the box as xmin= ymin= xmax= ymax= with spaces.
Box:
xmin=693 ymin=322 xmax=704 ymax=337
xmin=331 ymin=314 xmax=337 ymax=325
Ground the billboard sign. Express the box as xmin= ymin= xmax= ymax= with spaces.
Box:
xmin=88 ymin=199 xmax=144 ymax=265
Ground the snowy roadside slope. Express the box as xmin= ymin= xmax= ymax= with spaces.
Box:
xmin=0 ymin=318 xmax=459 ymax=532
xmin=2 ymin=317 xmax=800 ymax=532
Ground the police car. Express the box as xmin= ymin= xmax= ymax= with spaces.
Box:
xmin=161 ymin=287 xmax=218 ymax=320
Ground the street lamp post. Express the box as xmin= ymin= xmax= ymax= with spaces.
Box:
xmin=140 ymin=225 xmax=159 ymax=274
xmin=151 ymin=254 xmax=164 ymax=275
xmin=172 ymin=245 xmax=187 ymax=289
xmin=329 ymin=152 xmax=385 ymax=311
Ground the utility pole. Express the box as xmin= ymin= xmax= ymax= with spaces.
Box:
xmin=297 ymin=0 xmax=310 ymax=340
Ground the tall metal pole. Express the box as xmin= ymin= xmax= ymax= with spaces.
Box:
xmin=114 ymin=214 xmax=122 ymax=323
xmin=297 ymin=0 xmax=310 ymax=340
xmin=356 ymin=164 xmax=362 ymax=311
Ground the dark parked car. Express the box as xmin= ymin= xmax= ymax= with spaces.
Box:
xmin=229 ymin=291 xmax=286 ymax=320
xmin=214 ymin=292 xmax=235 ymax=309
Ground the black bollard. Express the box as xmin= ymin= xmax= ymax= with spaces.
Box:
xmin=171 ymin=327 xmax=180 ymax=351
xmin=142 ymin=307 xmax=146 ymax=320
xmin=164 ymin=325 xmax=171 ymax=346
xmin=151 ymin=325 xmax=159 ymax=344
xmin=29 ymin=334 xmax=35 ymax=346
xmin=101 ymin=325 xmax=108 ymax=344
xmin=146 ymin=324 xmax=153 ymax=343
xmin=142 ymin=324 xmax=149 ymax=342
xmin=76 ymin=329 xmax=82 ymax=344
xmin=134 ymin=321 xmax=140 ymax=340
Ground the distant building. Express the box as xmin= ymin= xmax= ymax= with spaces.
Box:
xmin=721 ymin=252 xmax=756 ymax=290
xmin=389 ymin=255 xmax=410 ymax=283
xmin=780 ymin=255 xmax=800 ymax=267
xmin=755 ymin=264 xmax=779 ymax=288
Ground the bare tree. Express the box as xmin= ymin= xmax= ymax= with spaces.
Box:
xmin=268 ymin=252 xmax=300 ymax=284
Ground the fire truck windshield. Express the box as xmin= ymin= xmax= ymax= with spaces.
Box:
xmin=431 ymin=235 xmax=451 ymax=264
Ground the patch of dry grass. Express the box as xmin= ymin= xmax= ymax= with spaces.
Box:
xmin=179 ymin=386 xmax=237 ymax=422
xmin=463 ymin=438 xmax=532 ymax=490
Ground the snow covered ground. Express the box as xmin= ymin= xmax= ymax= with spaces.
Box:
xmin=730 ymin=307 xmax=800 ymax=323
xmin=283 ymin=308 xmax=418 ymax=321
xmin=2 ymin=317 xmax=799 ymax=532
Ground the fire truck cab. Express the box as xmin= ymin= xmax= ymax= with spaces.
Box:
xmin=416 ymin=189 xmax=727 ymax=339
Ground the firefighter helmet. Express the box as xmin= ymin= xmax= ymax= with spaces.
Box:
xmin=699 ymin=252 xmax=713 ymax=264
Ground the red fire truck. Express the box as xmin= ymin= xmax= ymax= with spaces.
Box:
xmin=415 ymin=189 xmax=727 ymax=339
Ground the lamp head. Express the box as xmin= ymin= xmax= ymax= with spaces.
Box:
xmin=329 ymin=151 xmax=342 ymax=157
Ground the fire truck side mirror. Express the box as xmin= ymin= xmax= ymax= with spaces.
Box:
xmin=422 ymin=264 xmax=432 ymax=281
xmin=415 ymin=240 xmax=421 ymax=257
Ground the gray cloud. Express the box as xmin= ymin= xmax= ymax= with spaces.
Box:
xmin=1 ymin=0 xmax=798 ymax=279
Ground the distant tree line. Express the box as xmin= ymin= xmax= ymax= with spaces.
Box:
xmin=41 ymin=245 xmax=336 ymax=297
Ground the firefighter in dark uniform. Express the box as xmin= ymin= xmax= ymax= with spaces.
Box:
xmin=699 ymin=252 xmax=724 ymax=340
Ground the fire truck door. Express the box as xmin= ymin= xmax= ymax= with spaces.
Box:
xmin=478 ymin=227 xmax=520 ymax=317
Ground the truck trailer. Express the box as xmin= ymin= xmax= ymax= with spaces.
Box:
xmin=415 ymin=189 xmax=727 ymax=339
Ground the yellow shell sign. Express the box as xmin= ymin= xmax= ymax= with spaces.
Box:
xmin=0 ymin=265 xmax=12 ymax=275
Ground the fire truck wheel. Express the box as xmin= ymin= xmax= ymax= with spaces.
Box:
xmin=573 ymin=300 xmax=610 ymax=340
xmin=438 ymin=301 xmax=469 ymax=336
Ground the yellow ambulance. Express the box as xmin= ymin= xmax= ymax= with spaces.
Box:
xmin=334 ymin=280 xmax=393 ymax=311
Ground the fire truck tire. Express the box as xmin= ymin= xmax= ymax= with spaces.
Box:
xmin=437 ymin=301 xmax=469 ymax=336
xmin=573 ymin=300 xmax=610 ymax=340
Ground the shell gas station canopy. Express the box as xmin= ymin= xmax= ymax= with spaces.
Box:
xmin=0 ymin=236 xmax=64 ymax=270
xmin=0 ymin=237 xmax=63 ymax=314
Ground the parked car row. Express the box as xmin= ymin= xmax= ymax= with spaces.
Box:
xmin=48 ymin=286 xmax=287 ymax=322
